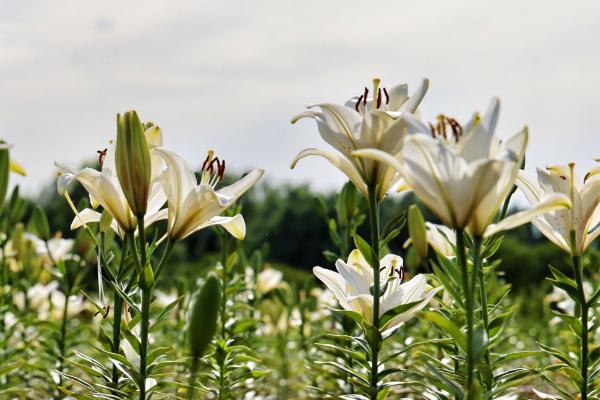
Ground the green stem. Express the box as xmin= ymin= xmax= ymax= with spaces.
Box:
xmin=56 ymin=284 xmax=71 ymax=396
xmin=187 ymin=358 xmax=198 ymax=400
xmin=138 ymin=218 xmax=146 ymax=266
xmin=570 ymin=232 xmax=588 ymax=400
xmin=137 ymin=216 xmax=149 ymax=400
xmin=473 ymin=236 xmax=490 ymax=368
xmin=112 ymin=239 xmax=129 ymax=390
xmin=367 ymin=184 xmax=380 ymax=400
xmin=139 ymin=286 xmax=151 ymax=400
xmin=218 ymin=231 xmax=229 ymax=340
xmin=456 ymin=229 xmax=474 ymax=397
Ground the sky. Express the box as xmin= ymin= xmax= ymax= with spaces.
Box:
xmin=1 ymin=0 xmax=600 ymax=199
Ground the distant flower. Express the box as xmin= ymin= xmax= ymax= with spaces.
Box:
xmin=291 ymin=78 xmax=429 ymax=200
xmin=154 ymin=148 xmax=264 ymax=241
xmin=256 ymin=268 xmax=283 ymax=294
xmin=313 ymin=249 xmax=441 ymax=332
xmin=513 ymin=163 xmax=600 ymax=255
xmin=36 ymin=237 xmax=74 ymax=262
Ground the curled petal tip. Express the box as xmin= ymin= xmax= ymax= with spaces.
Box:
xmin=290 ymin=111 xmax=316 ymax=124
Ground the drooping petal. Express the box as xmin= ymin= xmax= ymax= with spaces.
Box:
xmin=291 ymin=148 xmax=367 ymax=197
xmin=381 ymin=286 xmax=442 ymax=332
xmin=144 ymin=208 xmax=168 ymax=230
xmin=70 ymin=208 xmax=122 ymax=236
xmin=218 ymin=169 xmax=265 ymax=201
xmin=185 ymin=214 xmax=246 ymax=240
xmin=313 ymin=267 xmax=351 ymax=311
xmin=169 ymin=185 xmax=226 ymax=241
xmin=483 ymin=193 xmax=572 ymax=237
xmin=153 ymin=147 xmax=198 ymax=213
xmin=74 ymin=168 xmax=136 ymax=231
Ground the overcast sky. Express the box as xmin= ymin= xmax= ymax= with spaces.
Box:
xmin=1 ymin=0 xmax=599 ymax=198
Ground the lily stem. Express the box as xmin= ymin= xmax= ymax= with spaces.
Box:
xmin=137 ymin=217 xmax=149 ymax=400
xmin=456 ymin=229 xmax=474 ymax=398
xmin=111 ymin=238 xmax=129 ymax=390
xmin=570 ymin=230 xmax=588 ymax=400
xmin=367 ymin=184 xmax=380 ymax=400
xmin=187 ymin=357 xmax=198 ymax=400
xmin=473 ymin=236 xmax=490 ymax=368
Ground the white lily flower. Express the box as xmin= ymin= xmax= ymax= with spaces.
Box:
xmin=153 ymin=148 xmax=264 ymax=241
xmin=56 ymin=126 xmax=167 ymax=234
xmin=35 ymin=237 xmax=74 ymax=262
xmin=506 ymin=163 xmax=600 ymax=255
xmin=256 ymin=267 xmax=283 ymax=294
xmin=313 ymin=249 xmax=441 ymax=332
xmin=354 ymin=99 xmax=571 ymax=237
xmin=291 ymin=78 xmax=429 ymax=200
xmin=404 ymin=222 xmax=457 ymax=258
xmin=425 ymin=223 xmax=456 ymax=258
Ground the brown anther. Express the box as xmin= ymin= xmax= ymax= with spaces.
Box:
xmin=383 ymin=87 xmax=390 ymax=104
xmin=429 ymin=123 xmax=436 ymax=137
xmin=395 ymin=266 xmax=405 ymax=283
xmin=201 ymin=153 xmax=211 ymax=172
xmin=560 ymin=175 xmax=567 ymax=181
xmin=97 ymin=148 xmax=108 ymax=168
xmin=217 ymin=159 xmax=226 ymax=180
xmin=355 ymin=95 xmax=364 ymax=112
xmin=447 ymin=117 xmax=463 ymax=142
xmin=437 ymin=115 xmax=447 ymax=139
xmin=376 ymin=88 xmax=382 ymax=109
xmin=95 ymin=305 xmax=110 ymax=319
xmin=363 ymin=87 xmax=369 ymax=106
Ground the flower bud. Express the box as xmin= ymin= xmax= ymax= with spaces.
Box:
xmin=13 ymin=223 xmax=25 ymax=260
xmin=31 ymin=206 xmax=51 ymax=241
xmin=138 ymin=261 xmax=155 ymax=290
xmin=116 ymin=111 xmax=152 ymax=217
xmin=188 ymin=275 xmax=221 ymax=360
xmin=408 ymin=205 xmax=428 ymax=261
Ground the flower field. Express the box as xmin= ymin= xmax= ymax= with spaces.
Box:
xmin=1 ymin=77 xmax=600 ymax=400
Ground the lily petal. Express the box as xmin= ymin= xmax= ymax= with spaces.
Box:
xmin=484 ymin=193 xmax=572 ymax=237
xmin=292 ymin=148 xmax=367 ymax=197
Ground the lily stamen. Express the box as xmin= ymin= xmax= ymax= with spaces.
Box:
xmin=200 ymin=150 xmax=226 ymax=188
xmin=383 ymin=87 xmax=390 ymax=104
xmin=355 ymin=95 xmax=364 ymax=112
xmin=430 ymin=115 xmax=463 ymax=142
xmin=97 ymin=148 xmax=108 ymax=168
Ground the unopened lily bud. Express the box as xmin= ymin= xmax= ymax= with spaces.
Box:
xmin=408 ymin=205 xmax=428 ymax=261
xmin=138 ymin=261 xmax=155 ymax=290
xmin=116 ymin=110 xmax=152 ymax=217
xmin=99 ymin=209 xmax=113 ymax=233
xmin=0 ymin=142 xmax=9 ymax=214
xmin=13 ymin=223 xmax=25 ymax=259
xmin=188 ymin=274 xmax=221 ymax=360
xmin=31 ymin=206 xmax=51 ymax=241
